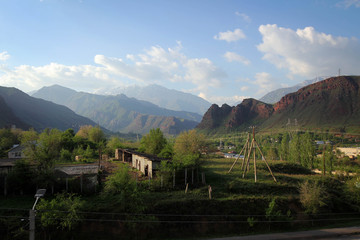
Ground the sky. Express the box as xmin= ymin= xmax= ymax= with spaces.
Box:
xmin=0 ymin=0 xmax=359 ymax=105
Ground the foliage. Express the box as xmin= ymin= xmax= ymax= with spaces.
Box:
xmin=139 ymin=128 xmax=167 ymax=155
xmin=289 ymin=134 xmax=301 ymax=164
xmin=299 ymin=180 xmax=330 ymax=215
xmin=88 ymin=126 xmax=105 ymax=144
xmin=300 ymin=132 xmax=315 ymax=169
xmin=106 ymin=136 xmax=124 ymax=153
xmin=75 ymin=125 xmax=93 ymax=139
xmin=344 ymin=177 xmax=360 ymax=206
xmin=37 ymin=192 xmax=83 ymax=231
xmin=173 ymin=129 xmax=207 ymax=168
xmin=265 ymin=198 xmax=283 ymax=222
xmin=158 ymin=142 xmax=173 ymax=158
xmin=60 ymin=148 xmax=72 ymax=162
xmin=6 ymin=159 xmax=35 ymax=194
xmin=280 ymin=134 xmax=289 ymax=161
xmin=0 ymin=128 xmax=19 ymax=158
xmin=102 ymin=164 xmax=146 ymax=213
xmin=60 ymin=128 xmax=75 ymax=151
xmin=36 ymin=128 xmax=63 ymax=170
xmin=20 ymin=128 xmax=38 ymax=155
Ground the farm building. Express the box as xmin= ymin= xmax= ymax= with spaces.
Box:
xmin=115 ymin=149 xmax=166 ymax=178
xmin=337 ymin=147 xmax=360 ymax=159
xmin=7 ymin=145 xmax=26 ymax=159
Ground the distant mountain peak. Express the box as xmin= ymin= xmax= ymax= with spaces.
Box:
xmin=93 ymin=84 xmax=211 ymax=114
xmin=259 ymin=77 xmax=327 ymax=104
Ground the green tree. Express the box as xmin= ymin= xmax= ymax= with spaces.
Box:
xmin=280 ymin=134 xmax=289 ymax=161
xmin=289 ymin=134 xmax=301 ymax=164
xmin=36 ymin=128 xmax=63 ymax=170
xmin=103 ymin=164 xmax=145 ymax=213
xmin=139 ymin=128 xmax=167 ymax=155
xmin=0 ymin=128 xmax=19 ymax=158
xmin=37 ymin=193 xmax=83 ymax=232
xmin=60 ymin=128 xmax=75 ymax=151
xmin=173 ymin=129 xmax=207 ymax=168
xmin=300 ymin=132 xmax=315 ymax=169
xmin=158 ymin=142 xmax=174 ymax=158
xmin=20 ymin=129 xmax=38 ymax=157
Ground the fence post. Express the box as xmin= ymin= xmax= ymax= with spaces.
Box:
xmin=173 ymin=171 xmax=175 ymax=188
xmin=80 ymin=174 xmax=83 ymax=193
xmin=4 ymin=176 xmax=7 ymax=196
xmin=185 ymin=168 xmax=187 ymax=185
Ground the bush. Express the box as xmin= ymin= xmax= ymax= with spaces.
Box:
xmin=60 ymin=148 xmax=72 ymax=162
xmin=299 ymin=180 xmax=330 ymax=215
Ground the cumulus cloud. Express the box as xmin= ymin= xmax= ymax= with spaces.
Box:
xmin=336 ymin=0 xmax=360 ymax=8
xmin=214 ymin=28 xmax=246 ymax=42
xmin=0 ymin=51 xmax=10 ymax=61
xmin=224 ymin=51 xmax=250 ymax=65
xmin=0 ymin=43 xmax=226 ymax=94
xmin=235 ymin=12 xmax=251 ymax=23
xmin=253 ymin=72 xmax=277 ymax=96
xmin=257 ymin=24 xmax=360 ymax=78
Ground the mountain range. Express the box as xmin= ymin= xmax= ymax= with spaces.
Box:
xmin=32 ymin=85 xmax=201 ymax=135
xmin=94 ymin=84 xmax=211 ymax=114
xmin=259 ymin=77 xmax=327 ymax=104
xmin=197 ymin=76 xmax=360 ymax=133
xmin=0 ymin=86 xmax=97 ymax=132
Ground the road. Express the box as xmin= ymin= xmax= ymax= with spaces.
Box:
xmin=207 ymin=226 xmax=360 ymax=240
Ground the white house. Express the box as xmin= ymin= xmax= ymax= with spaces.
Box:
xmin=7 ymin=145 xmax=26 ymax=159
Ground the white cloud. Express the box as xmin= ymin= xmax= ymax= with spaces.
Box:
xmin=199 ymin=92 xmax=247 ymax=105
xmin=253 ymin=72 xmax=277 ymax=96
xmin=214 ymin=28 xmax=246 ymax=42
xmin=0 ymin=51 xmax=10 ymax=61
xmin=184 ymin=58 xmax=227 ymax=91
xmin=257 ymin=24 xmax=360 ymax=78
xmin=235 ymin=12 xmax=251 ymax=23
xmin=336 ymin=0 xmax=360 ymax=8
xmin=0 ymin=43 xmax=226 ymax=94
xmin=224 ymin=51 xmax=250 ymax=65
xmin=240 ymin=86 xmax=249 ymax=91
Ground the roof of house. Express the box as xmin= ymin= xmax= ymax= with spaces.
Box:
xmin=54 ymin=165 xmax=99 ymax=177
xmin=8 ymin=144 xmax=26 ymax=153
xmin=121 ymin=149 xmax=169 ymax=162
xmin=0 ymin=159 xmax=17 ymax=167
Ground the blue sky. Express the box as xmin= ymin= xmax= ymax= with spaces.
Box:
xmin=0 ymin=0 xmax=359 ymax=105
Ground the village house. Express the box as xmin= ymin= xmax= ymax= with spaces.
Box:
xmin=115 ymin=149 xmax=165 ymax=178
xmin=7 ymin=144 xmax=26 ymax=159
xmin=337 ymin=147 xmax=360 ymax=159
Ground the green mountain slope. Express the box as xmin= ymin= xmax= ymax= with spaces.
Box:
xmin=33 ymin=85 xmax=200 ymax=135
xmin=0 ymin=86 xmax=98 ymax=131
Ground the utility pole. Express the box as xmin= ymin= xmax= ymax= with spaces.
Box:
xmin=30 ymin=189 xmax=46 ymax=240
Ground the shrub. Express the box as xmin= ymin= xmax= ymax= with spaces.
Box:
xmin=299 ymin=180 xmax=330 ymax=215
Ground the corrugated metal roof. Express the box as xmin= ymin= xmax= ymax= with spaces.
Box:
xmin=54 ymin=165 xmax=99 ymax=176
